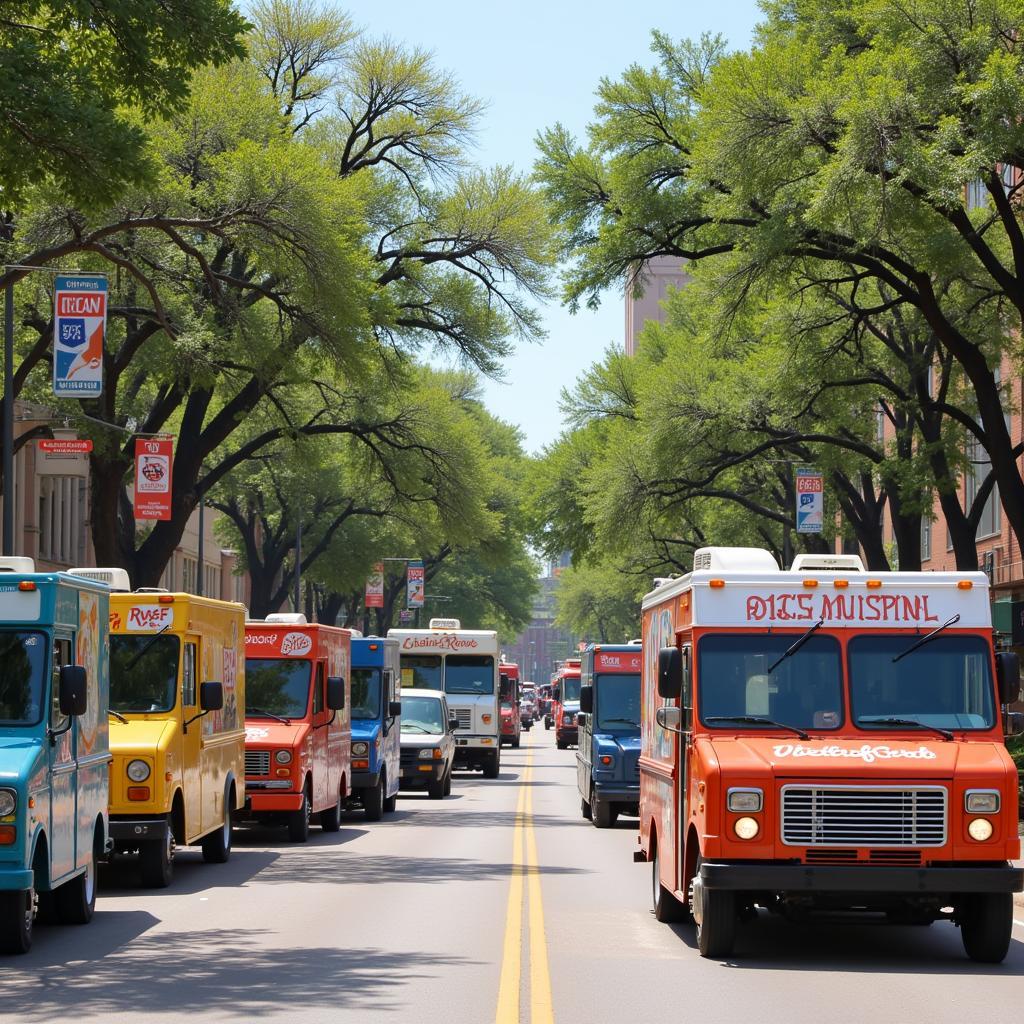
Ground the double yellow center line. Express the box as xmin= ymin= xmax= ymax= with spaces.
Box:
xmin=495 ymin=752 xmax=554 ymax=1024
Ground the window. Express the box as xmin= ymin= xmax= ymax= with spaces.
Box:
xmin=594 ymin=674 xmax=641 ymax=731
xmin=445 ymin=655 xmax=495 ymax=695
xmin=921 ymin=514 xmax=932 ymax=561
xmin=183 ymin=642 xmax=197 ymax=707
xmin=204 ymin=565 xmax=220 ymax=599
xmin=313 ymin=663 xmax=325 ymax=714
xmin=966 ymin=437 xmax=1000 ymax=539
xmin=110 ymin=635 xmax=180 ymax=713
xmin=351 ymin=668 xmax=381 ymax=719
xmin=0 ymin=632 xmax=46 ymax=725
xmin=38 ymin=476 xmax=86 ymax=565
xmin=182 ymin=557 xmax=197 ymax=594
xmin=51 ymin=637 xmax=72 ymax=732
xmin=1000 ymin=162 xmax=1016 ymax=193
xmin=245 ymin=658 xmax=311 ymax=718
xmin=966 ymin=178 xmax=987 ymax=210
xmin=234 ymin=572 xmax=246 ymax=603
xmin=401 ymin=655 xmax=442 ymax=690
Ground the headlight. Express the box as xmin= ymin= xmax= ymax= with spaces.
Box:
xmin=0 ymin=790 xmax=15 ymax=817
xmin=734 ymin=816 xmax=759 ymax=840
xmin=274 ymin=749 xmax=292 ymax=765
xmin=727 ymin=788 xmax=763 ymax=813
xmin=965 ymin=790 xmax=999 ymax=814
xmin=968 ymin=817 xmax=993 ymax=841
xmin=419 ymin=748 xmax=442 ymax=759
xmin=126 ymin=759 xmax=151 ymax=783
xmin=352 ymin=741 xmax=369 ymax=757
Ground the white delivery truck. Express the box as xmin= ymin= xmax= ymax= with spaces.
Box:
xmin=389 ymin=619 xmax=501 ymax=778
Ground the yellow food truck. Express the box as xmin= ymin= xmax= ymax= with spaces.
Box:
xmin=71 ymin=570 xmax=246 ymax=887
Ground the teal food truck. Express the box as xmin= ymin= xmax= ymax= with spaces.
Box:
xmin=0 ymin=558 xmax=110 ymax=953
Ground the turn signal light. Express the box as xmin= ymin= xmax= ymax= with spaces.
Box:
xmin=957 ymin=580 xmax=973 ymax=590
xmin=0 ymin=826 xmax=15 ymax=845
xmin=481 ymin=714 xmax=492 ymax=724
xmin=275 ymin=768 xmax=290 ymax=777
xmin=600 ymin=755 xmax=613 ymax=766
xmin=18 ymin=581 xmax=35 ymax=592
xmin=353 ymin=759 xmax=368 ymax=770
xmin=127 ymin=786 xmax=150 ymax=801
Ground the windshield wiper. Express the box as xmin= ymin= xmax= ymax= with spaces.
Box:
xmin=857 ymin=716 xmax=954 ymax=741
xmin=767 ymin=617 xmax=824 ymax=673
xmin=402 ymin=723 xmax=430 ymax=733
xmin=248 ymin=706 xmax=290 ymax=725
xmin=891 ymin=614 xmax=960 ymax=663
xmin=109 ymin=709 xmax=128 ymax=724
xmin=705 ymin=715 xmax=810 ymax=740
xmin=125 ymin=622 xmax=172 ymax=671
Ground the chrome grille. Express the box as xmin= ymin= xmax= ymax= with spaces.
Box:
xmin=245 ymin=750 xmax=270 ymax=776
xmin=781 ymin=785 xmax=946 ymax=847
xmin=454 ymin=708 xmax=472 ymax=731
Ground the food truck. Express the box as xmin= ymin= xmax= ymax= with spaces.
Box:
xmin=635 ymin=548 xmax=1023 ymax=962
xmin=350 ymin=636 xmax=401 ymax=820
xmin=499 ymin=660 xmax=522 ymax=748
xmin=554 ymin=657 xmax=582 ymax=750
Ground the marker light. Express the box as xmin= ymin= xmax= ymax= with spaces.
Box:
xmin=709 ymin=579 xmax=725 ymax=589
xmin=481 ymin=714 xmax=492 ymax=724
xmin=866 ymin=579 xmax=882 ymax=589
xmin=957 ymin=580 xmax=973 ymax=590
xmin=734 ymin=817 xmax=759 ymax=840
xmin=600 ymin=755 xmax=613 ymax=766
xmin=126 ymin=759 xmax=151 ymax=782
xmin=158 ymin=595 xmax=174 ymax=603
xmin=802 ymin=579 xmax=818 ymax=588
xmin=274 ymin=750 xmax=292 ymax=764
xmin=968 ymin=818 xmax=993 ymax=841
xmin=18 ymin=581 xmax=35 ymax=592
xmin=833 ymin=579 xmax=849 ymax=589
xmin=369 ymin=643 xmax=379 ymax=650
xmin=965 ymin=791 xmax=999 ymax=813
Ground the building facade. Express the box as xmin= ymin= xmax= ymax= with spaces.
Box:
xmin=624 ymin=255 xmax=689 ymax=356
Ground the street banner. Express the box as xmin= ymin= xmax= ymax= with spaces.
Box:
xmin=795 ymin=468 xmax=824 ymax=534
xmin=398 ymin=609 xmax=415 ymax=624
xmin=407 ymin=561 xmax=425 ymax=608
xmin=133 ymin=437 xmax=173 ymax=520
xmin=37 ymin=434 xmax=91 ymax=478
xmin=365 ymin=562 xmax=384 ymax=608
xmin=53 ymin=275 xmax=107 ymax=397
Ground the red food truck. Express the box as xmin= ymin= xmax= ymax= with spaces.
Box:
xmin=242 ymin=615 xmax=352 ymax=842
xmin=499 ymin=661 xmax=522 ymax=748
xmin=636 ymin=548 xmax=1023 ymax=962
xmin=554 ymin=658 xmax=582 ymax=750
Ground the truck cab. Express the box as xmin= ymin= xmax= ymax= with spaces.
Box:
xmin=350 ymin=636 xmax=401 ymax=821
xmin=0 ymin=559 xmax=110 ymax=953
xmin=555 ymin=658 xmax=582 ymax=750
xmin=74 ymin=570 xmax=246 ymax=888
xmin=499 ymin=661 xmax=521 ymax=748
xmin=577 ymin=643 xmax=642 ymax=828
xmin=636 ymin=547 xmax=1024 ymax=963
xmin=242 ymin=615 xmax=351 ymax=842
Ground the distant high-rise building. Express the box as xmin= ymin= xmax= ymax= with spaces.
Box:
xmin=624 ymin=255 xmax=689 ymax=356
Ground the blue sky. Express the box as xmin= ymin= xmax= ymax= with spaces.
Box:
xmin=340 ymin=0 xmax=764 ymax=453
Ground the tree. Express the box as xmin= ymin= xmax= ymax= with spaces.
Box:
xmin=554 ymin=563 xmax=643 ymax=644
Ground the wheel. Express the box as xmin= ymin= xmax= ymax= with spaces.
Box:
xmin=959 ymin=893 xmax=1013 ymax=963
xmin=556 ymin=739 xmax=567 ymax=750
xmin=443 ymin=767 xmax=452 ymax=796
xmin=363 ymin=778 xmax=384 ymax=822
xmin=651 ymin=840 xmax=688 ymax=923
xmin=427 ymin=773 xmax=445 ymax=800
xmin=544 ymin=718 xmax=551 ymax=730
xmin=593 ymin=790 xmax=616 ymax=829
xmin=56 ymin=843 xmax=97 ymax=924
xmin=382 ymin=773 xmax=398 ymax=813
xmin=319 ymin=788 xmax=342 ymax=832
xmin=581 ymin=794 xmax=592 ymax=820
xmin=202 ymin=797 xmax=233 ymax=863
xmin=287 ymin=787 xmax=311 ymax=843
xmin=0 ymin=889 xmax=33 ymax=954
xmin=483 ymin=750 xmax=500 ymax=780
xmin=512 ymin=735 xmax=520 ymax=749
xmin=693 ymin=856 xmax=735 ymax=957
xmin=140 ymin=827 xmax=174 ymax=888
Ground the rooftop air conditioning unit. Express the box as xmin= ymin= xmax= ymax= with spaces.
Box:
xmin=429 ymin=618 xmax=461 ymax=629
xmin=265 ymin=613 xmax=307 ymax=625
xmin=69 ymin=567 xmax=132 ymax=592
xmin=0 ymin=557 xmax=35 ymax=573
xmin=692 ymin=547 xmax=780 ymax=573
xmin=790 ymin=554 xmax=866 ymax=573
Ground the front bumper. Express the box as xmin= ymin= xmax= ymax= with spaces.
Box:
xmin=0 ymin=867 xmax=34 ymax=891
xmin=699 ymin=861 xmax=1024 ymax=894
xmin=400 ymin=762 xmax=445 ymax=785
xmin=453 ymin=734 xmax=498 ymax=750
xmin=109 ymin=817 xmax=170 ymax=843
xmin=350 ymin=768 xmax=381 ymax=791
xmin=593 ymin=780 xmax=640 ymax=802
xmin=245 ymin=790 xmax=304 ymax=813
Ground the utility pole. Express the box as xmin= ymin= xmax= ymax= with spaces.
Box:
xmin=196 ymin=489 xmax=205 ymax=596
xmin=3 ymin=282 xmax=13 ymax=556
xmin=294 ymin=509 xmax=302 ymax=613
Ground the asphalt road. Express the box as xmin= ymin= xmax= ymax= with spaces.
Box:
xmin=0 ymin=729 xmax=1022 ymax=1023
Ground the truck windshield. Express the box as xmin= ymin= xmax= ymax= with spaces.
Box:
xmin=400 ymin=695 xmax=445 ymax=734
xmin=445 ymin=655 xmax=494 ymax=695
xmin=351 ymin=668 xmax=381 ymax=719
xmin=0 ymin=632 xmax=46 ymax=726
xmin=561 ymin=677 xmax=581 ymax=702
xmin=849 ymin=634 xmax=996 ymax=731
xmin=595 ymin=674 xmax=641 ymax=731
xmin=401 ymin=655 xmax=442 ymax=690
xmin=698 ymin=634 xmax=843 ymax=731
xmin=246 ymin=658 xmax=311 ymax=719
xmin=110 ymin=634 xmax=180 ymax=713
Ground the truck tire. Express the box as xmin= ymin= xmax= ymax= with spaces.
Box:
xmin=287 ymin=786 xmax=311 ymax=843
xmin=592 ymin=790 xmax=616 ymax=829
xmin=694 ymin=856 xmax=735 ymax=958
xmin=202 ymin=798 xmax=233 ymax=863
xmin=0 ymin=889 xmax=33 ymax=954
xmin=556 ymin=739 xmax=568 ymax=750
xmin=363 ymin=778 xmax=384 ymax=822
xmin=959 ymin=892 xmax=1013 ymax=963
xmin=581 ymin=794 xmax=592 ymax=820
xmin=383 ymin=772 xmax=398 ymax=813
xmin=512 ymin=734 xmax=520 ymax=749
xmin=319 ymin=788 xmax=342 ymax=832
xmin=544 ymin=718 xmax=551 ymax=730
xmin=140 ymin=827 xmax=174 ymax=888
xmin=443 ymin=767 xmax=452 ymax=796
xmin=651 ymin=840 xmax=687 ymax=923
xmin=428 ymin=774 xmax=445 ymax=800
xmin=483 ymin=749 xmax=500 ymax=780
xmin=56 ymin=841 xmax=97 ymax=924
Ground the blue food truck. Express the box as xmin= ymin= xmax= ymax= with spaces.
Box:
xmin=0 ymin=558 xmax=110 ymax=953
xmin=577 ymin=643 xmax=642 ymax=829
xmin=350 ymin=637 xmax=401 ymax=820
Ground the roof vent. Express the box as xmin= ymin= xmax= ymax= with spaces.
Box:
xmin=0 ymin=557 xmax=35 ymax=573
xmin=266 ymin=612 xmax=307 ymax=625
xmin=791 ymin=554 xmax=865 ymax=573
xmin=429 ymin=617 xmax=461 ymax=629
xmin=652 ymin=577 xmax=676 ymax=590
xmin=135 ymin=587 xmax=170 ymax=594
xmin=69 ymin=567 xmax=131 ymax=592
xmin=692 ymin=547 xmax=779 ymax=573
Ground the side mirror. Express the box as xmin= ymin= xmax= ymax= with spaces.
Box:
xmin=656 ymin=706 xmax=682 ymax=732
xmin=658 ymin=647 xmax=682 ymax=700
xmin=199 ymin=681 xmax=224 ymax=712
xmin=389 ymin=700 xmax=402 ymax=718
xmin=59 ymin=665 xmax=88 ymax=717
xmin=327 ymin=676 xmax=346 ymax=711
xmin=579 ymin=684 xmax=593 ymax=714
xmin=1004 ymin=711 xmax=1024 ymax=738
xmin=995 ymin=651 xmax=1021 ymax=705
xmin=449 ymin=715 xmax=459 ymax=732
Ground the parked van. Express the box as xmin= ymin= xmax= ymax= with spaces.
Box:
xmin=73 ymin=570 xmax=246 ymax=888
xmin=0 ymin=559 xmax=110 ymax=953
xmin=350 ymin=637 xmax=401 ymax=821
xmin=242 ymin=615 xmax=351 ymax=841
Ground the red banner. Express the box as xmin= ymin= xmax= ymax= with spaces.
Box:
xmin=134 ymin=437 xmax=173 ymax=520
xmin=365 ymin=562 xmax=384 ymax=608
xmin=38 ymin=439 xmax=92 ymax=453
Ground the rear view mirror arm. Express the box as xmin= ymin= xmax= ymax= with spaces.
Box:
xmin=314 ymin=710 xmax=337 ymax=730
xmin=183 ymin=709 xmax=209 ymax=734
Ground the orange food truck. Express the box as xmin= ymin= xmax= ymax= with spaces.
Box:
xmin=636 ymin=548 xmax=1023 ymax=962
xmin=554 ymin=658 xmax=582 ymax=750
xmin=499 ymin=661 xmax=521 ymax=748
xmin=242 ymin=615 xmax=351 ymax=842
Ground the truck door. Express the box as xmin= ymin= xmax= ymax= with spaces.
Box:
xmin=49 ymin=636 xmax=76 ymax=881
xmin=311 ymin=662 xmax=327 ymax=810
xmin=181 ymin=638 xmax=202 ymax=840
xmin=677 ymin=642 xmax=692 ymax=889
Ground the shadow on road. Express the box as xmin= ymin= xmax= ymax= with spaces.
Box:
xmin=99 ymin=846 xmax=280 ymax=897
xmin=379 ymin=807 xmax=569 ymax=829
xmin=0 ymin=929 xmax=476 ymax=1019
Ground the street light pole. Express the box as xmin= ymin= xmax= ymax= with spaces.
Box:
xmin=196 ymin=490 xmax=205 ymax=596
xmin=294 ymin=509 xmax=302 ymax=614
xmin=3 ymin=282 xmax=13 ymax=556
